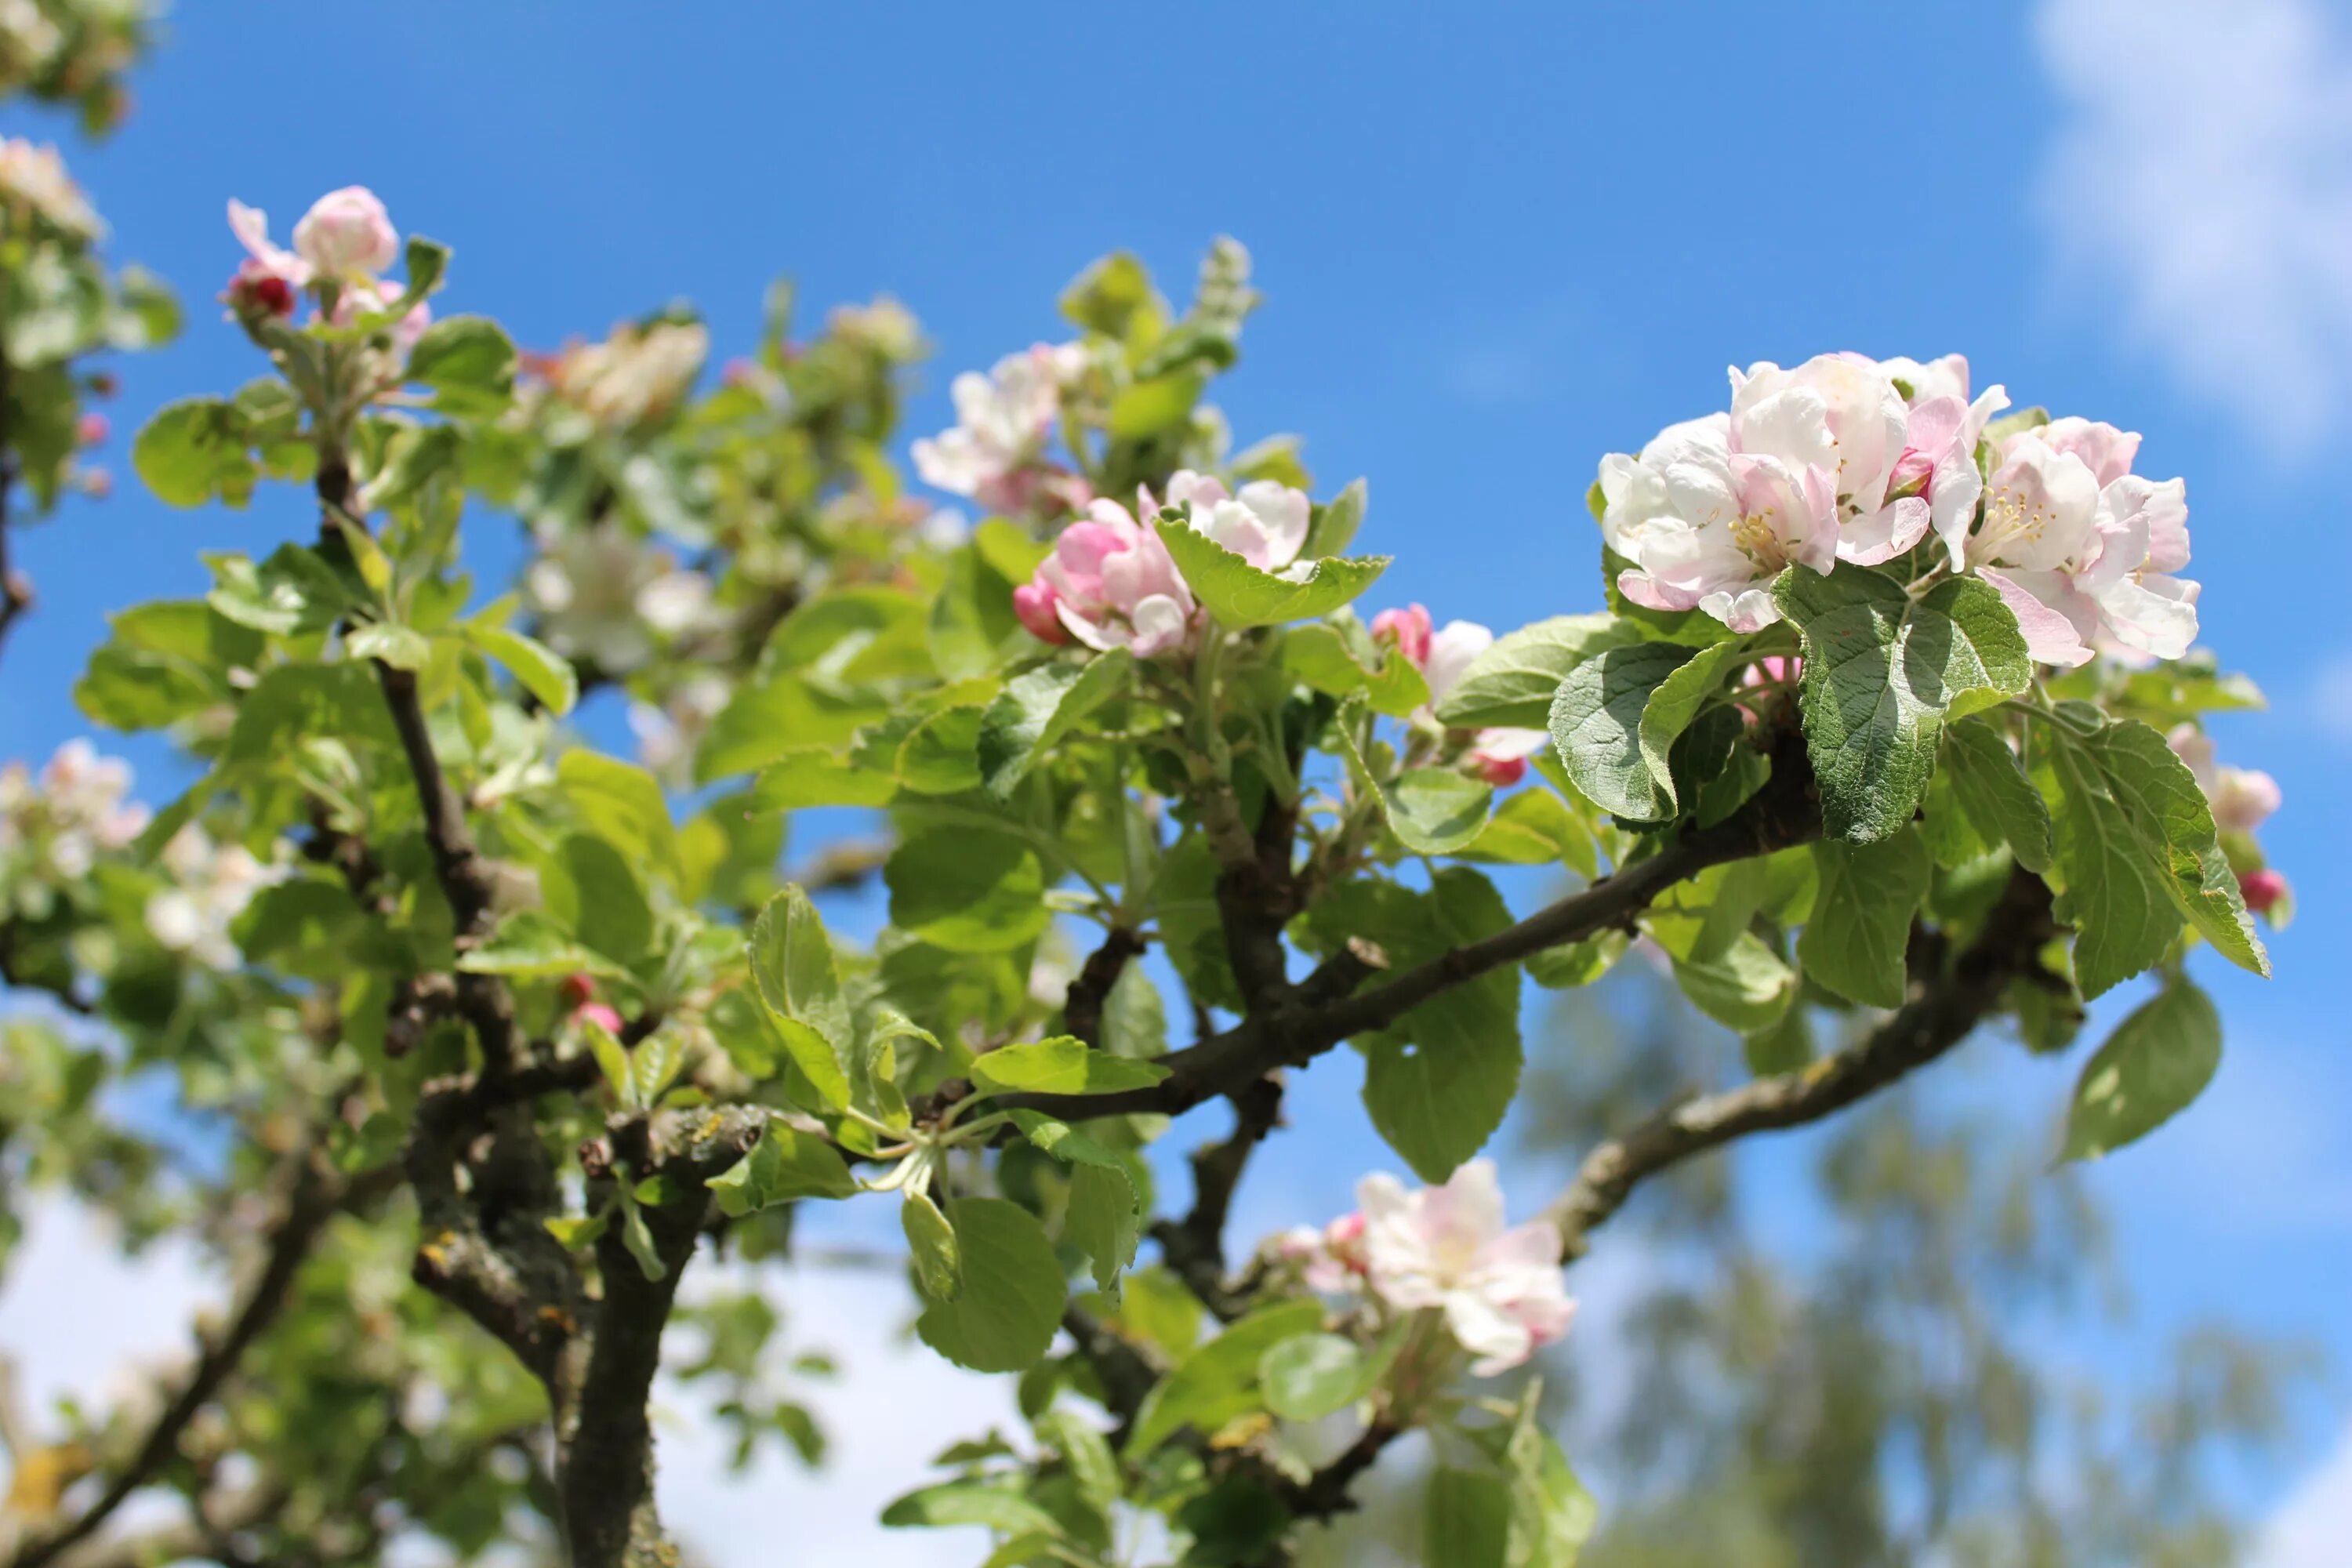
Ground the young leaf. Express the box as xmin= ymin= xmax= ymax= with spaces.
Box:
xmin=1066 ymin=1162 xmax=1141 ymax=1296
xmin=1425 ymin=1468 xmax=1512 ymax=1568
xmin=557 ymin=750 xmax=681 ymax=887
xmin=1155 ymin=516 xmax=1389 ymax=627
xmin=463 ymin=624 xmax=578 ymax=716
xmin=1776 ymin=567 xmax=2031 ymax=844
xmin=132 ymin=397 xmax=253 ymax=509
xmin=976 ymin=650 xmax=1133 ymax=800
xmin=545 ymin=833 xmax=654 ymax=967
xmin=1798 ymin=829 xmax=1933 ymax=1007
xmin=748 ymin=887 xmax=856 ymax=1111
xmin=1301 ymin=477 xmax=1367 ymax=559
xmin=902 ymin=1190 xmax=963 ymax=1301
xmin=1356 ymin=868 xmax=1523 ymax=1180
xmin=706 ymin=1120 xmax=859 ymax=1215
xmin=884 ymin=829 xmax=1048 ymax=954
xmin=1671 ymin=931 xmax=1798 ymax=1033
xmin=1546 ymin=642 xmax=1695 ymax=820
xmin=1283 ymin=621 xmax=1429 ymax=717
xmin=455 ymin=909 xmax=622 ymax=980
xmin=1434 ymin=612 xmax=1639 ymax=731
xmin=1258 ymin=1333 xmax=1367 ymax=1423
xmin=913 ymin=1199 xmax=1065 ymax=1374
xmin=971 ymin=1037 xmax=1170 ymax=1096
xmin=1941 ymin=720 xmax=2052 ymax=873
xmin=1124 ymin=1300 xmax=1327 ymax=1457
xmin=1379 ymin=767 xmax=1495 ymax=855
xmin=404 ymin=314 xmax=517 ymax=416
xmin=2040 ymin=713 xmax=2267 ymax=997
xmin=2062 ymin=980 xmax=2222 ymax=1161
xmin=1035 ymin=1407 xmax=1122 ymax=1512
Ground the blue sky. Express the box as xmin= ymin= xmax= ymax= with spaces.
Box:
xmin=5 ymin=1 xmax=2352 ymax=1560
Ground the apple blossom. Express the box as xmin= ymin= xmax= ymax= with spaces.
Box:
xmin=145 ymin=822 xmax=277 ymax=970
xmin=1965 ymin=432 xmax=2198 ymax=667
xmin=1376 ymin=611 xmax=1545 ymax=784
xmin=912 ymin=342 xmax=1085 ymax=514
xmin=291 ymin=184 xmax=397 ymax=280
xmin=1596 ymin=411 xmax=1835 ymax=631
xmin=1018 ymin=498 xmax=1197 ymax=657
xmin=1274 ymin=1210 xmax=1370 ymax=1297
xmin=0 ymin=136 xmax=99 ymax=238
xmin=1 ymin=739 xmax=148 ymax=883
xmin=226 ymin=197 xmax=311 ymax=292
xmin=2168 ymin=724 xmax=2281 ymax=835
xmin=537 ymin=320 xmax=710 ymax=430
xmin=1729 ymin=354 xmax=1926 ymax=565
xmin=1356 ymin=1160 xmax=1577 ymax=1377
xmin=1149 ymin=469 xmax=1311 ymax=574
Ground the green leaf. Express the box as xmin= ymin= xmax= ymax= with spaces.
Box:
xmin=1671 ymin=931 xmax=1797 ymax=1033
xmin=464 ymin=624 xmax=578 ymax=716
xmin=557 ymin=751 xmax=681 ymax=887
xmin=1459 ymin=788 xmax=1596 ymax=877
xmin=1283 ymin=621 xmax=1429 ymax=717
xmin=1301 ymin=478 xmax=1368 ymax=561
xmin=1067 ymin=1162 xmax=1142 ymax=1296
xmin=748 ymin=887 xmax=856 ymax=1112
xmin=1258 ymin=1333 xmax=1367 ymax=1423
xmin=892 ymin=705 xmax=985 ymax=796
xmin=1155 ymin=517 xmax=1389 ymax=628
xmin=1425 ymin=1468 xmax=1512 ymax=1568
xmin=1380 ymin=767 xmax=1494 ymax=855
xmin=1940 ymin=720 xmax=2052 ymax=873
xmin=345 ymin=620 xmax=430 ymax=670
xmin=885 ymin=829 xmax=1048 ymax=954
xmin=746 ymin=749 xmax=899 ymax=812
xmin=915 ymin=1199 xmax=1066 ymax=1374
xmin=1108 ymin=371 xmax=1203 ymax=438
xmin=1060 ymin=249 xmax=1160 ymax=336
xmin=1436 ymin=613 xmax=1640 ymax=730
xmin=977 ymin=651 xmax=1133 ymax=800
xmin=1356 ymin=868 xmax=1523 ymax=1180
xmin=222 ymin=662 xmax=399 ymax=760
xmin=881 ymin=1480 xmax=1065 ymax=1538
xmin=1036 ymin=1407 xmax=1122 ymax=1512
xmin=1798 ymin=829 xmax=1932 ymax=1007
xmin=543 ymin=833 xmax=653 ymax=967
xmin=902 ymin=1190 xmax=962 ymax=1301
xmin=132 ymin=397 xmax=253 ymax=509
xmin=971 ymin=1037 xmax=1170 ymax=1097
xmin=2062 ymin=980 xmax=2222 ymax=1161
xmin=1546 ymin=642 xmax=1695 ymax=820
xmin=706 ymin=1120 xmax=859 ymax=1214
xmin=618 ymin=1189 xmax=666 ymax=1281
xmin=2041 ymin=714 xmax=2268 ymax=997
xmin=1777 ymin=567 xmax=2031 ymax=844
xmin=1125 ymin=1300 xmax=1326 ymax=1457
xmin=1461 ymin=1382 xmax=1599 ymax=1568
xmin=454 ymin=909 xmax=619 ymax=980
xmin=404 ymin=314 xmax=516 ymax=416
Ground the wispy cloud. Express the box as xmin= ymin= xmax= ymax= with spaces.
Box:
xmin=2034 ymin=0 xmax=2352 ymax=451
xmin=2254 ymin=1419 xmax=2352 ymax=1568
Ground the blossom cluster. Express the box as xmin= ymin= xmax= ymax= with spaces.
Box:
xmin=911 ymin=341 xmax=1090 ymax=516
xmin=521 ymin=319 xmax=710 ymax=433
xmin=1276 ymin=1160 xmax=1576 ymax=1377
xmin=1597 ymin=354 xmax=2197 ymax=666
xmin=0 ymin=738 xmax=147 ymax=886
xmin=1370 ymin=605 xmax=1545 ymax=785
xmin=0 ymin=134 xmax=98 ymax=238
xmin=1013 ymin=471 xmax=1316 ymax=659
xmin=520 ymin=528 xmax=720 ymax=675
xmin=145 ymin=822 xmax=276 ymax=970
xmin=224 ymin=186 xmax=430 ymax=367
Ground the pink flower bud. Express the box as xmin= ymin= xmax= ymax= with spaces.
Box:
xmin=1886 ymin=445 xmax=1935 ymax=499
xmin=227 ymin=260 xmax=296 ymax=319
xmin=1012 ymin=581 xmax=1071 ymax=644
xmin=2238 ymin=869 xmax=2288 ymax=915
xmin=81 ymin=467 xmax=112 ymax=499
xmin=575 ymin=1001 xmax=624 ymax=1035
xmin=1370 ymin=604 xmax=1435 ymax=668
xmin=292 ymin=186 xmax=397 ymax=279
xmin=1475 ymin=753 xmax=1527 ymax=788
xmin=77 ymin=412 xmax=108 ymax=447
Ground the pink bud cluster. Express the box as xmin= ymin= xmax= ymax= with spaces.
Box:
xmin=1370 ymin=604 xmax=1544 ymax=786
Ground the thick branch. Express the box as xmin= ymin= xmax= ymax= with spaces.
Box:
xmin=1541 ymin=866 xmax=2057 ymax=1254
xmin=1063 ymin=926 xmax=1145 ymax=1049
xmin=560 ymin=1107 xmax=764 ymax=1568
xmin=1010 ymin=729 xmax=1818 ymax=1124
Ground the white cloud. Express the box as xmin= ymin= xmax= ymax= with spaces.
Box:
xmin=2034 ymin=0 xmax=2352 ymax=450
xmin=2253 ymin=1417 xmax=2352 ymax=1568
xmin=2309 ymin=650 xmax=2352 ymax=743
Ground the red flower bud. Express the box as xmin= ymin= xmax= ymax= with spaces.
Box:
xmin=559 ymin=971 xmax=597 ymax=1008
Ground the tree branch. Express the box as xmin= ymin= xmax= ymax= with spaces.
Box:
xmin=1009 ymin=728 xmax=1819 ymax=1125
xmin=1541 ymin=866 xmax=2059 ymax=1255
xmin=1062 ymin=925 xmax=1145 ymax=1049
xmin=6 ymin=1150 xmax=390 ymax=1568
xmin=1152 ymin=1076 xmax=1284 ymax=1321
